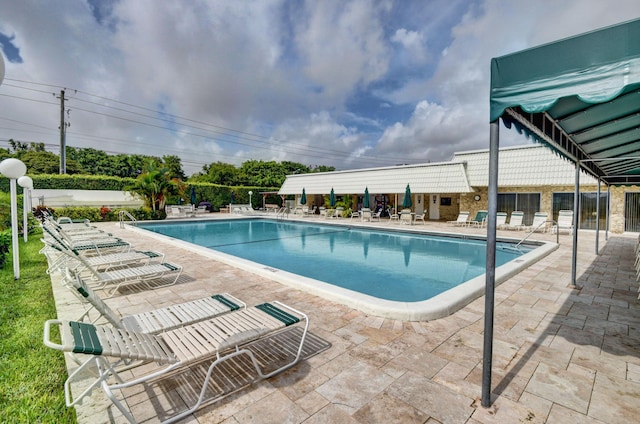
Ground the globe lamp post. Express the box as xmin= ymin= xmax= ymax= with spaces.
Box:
xmin=248 ymin=191 xmax=253 ymax=209
xmin=18 ymin=176 xmax=33 ymax=242
xmin=0 ymin=158 xmax=27 ymax=279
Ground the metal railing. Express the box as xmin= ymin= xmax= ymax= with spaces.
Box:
xmin=118 ymin=210 xmax=137 ymax=228
xmin=275 ymin=207 xmax=289 ymax=220
xmin=516 ymin=220 xmax=559 ymax=248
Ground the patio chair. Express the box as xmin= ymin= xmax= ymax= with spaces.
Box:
xmin=324 ymin=209 xmax=335 ymax=219
xmin=551 ymin=210 xmax=574 ymax=234
xmin=521 ymin=212 xmax=549 ymax=232
xmin=447 ymin=211 xmax=469 ymax=226
xmin=414 ymin=212 xmax=426 ymax=225
xmin=388 ymin=209 xmax=400 ymax=224
xmin=44 ymin=301 xmax=309 ymax=424
xmin=350 ymin=209 xmax=360 ymax=220
xmin=466 ymin=210 xmax=488 ymax=227
xmin=41 ymin=238 xmax=163 ymax=276
xmin=63 ymin=268 xmax=245 ymax=334
xmin=502 ymin=211 xmax=525 ymax=230
xmin=41 ymin=226 xmax=131 ymax=256
xmin=49 ymin=243 xmax=183 ymax=297
xmin=371 ymin=210 xmax=382 ymax=222
xmin=496 ymin=212 xmax=508 ymax=229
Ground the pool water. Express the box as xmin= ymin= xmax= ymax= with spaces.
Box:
xmin=138 ymin=219 xmax=531 ymax=302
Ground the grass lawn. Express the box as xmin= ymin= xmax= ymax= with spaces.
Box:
xmin=0 ymin=232 xmax=76 ymax=423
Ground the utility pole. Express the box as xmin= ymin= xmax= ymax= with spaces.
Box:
xmin=57 ymin=90 xmax=68 ymax=174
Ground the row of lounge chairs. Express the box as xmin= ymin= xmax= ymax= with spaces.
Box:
xmin=448 ymin=210 xmax=574 ymax=233
xmin=39 ymin=214 xmax=310 ymax=423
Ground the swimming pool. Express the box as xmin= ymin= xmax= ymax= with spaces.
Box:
xmin=132 ymin=218 xmax=556 ymax=320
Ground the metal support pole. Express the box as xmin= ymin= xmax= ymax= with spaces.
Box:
xmin=606 ymin=185 xmax=610 ymax=240
xmin=595 ymin=181 xmax=600 ymax=254
xmin=10 ymin=179 xmax=20 ymax=279
xmin=482 ymin=120 xmax=499 ymax=407
xmin=571 ymin=162 xmax=580 ymax=286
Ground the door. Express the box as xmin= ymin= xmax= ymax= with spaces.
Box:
xmin=429 ymin=194 xmax=439 ymax=220
xmin=415 ymin=194 xmax=424 ymax=215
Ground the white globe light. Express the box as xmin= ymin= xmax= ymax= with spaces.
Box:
xmin=18 ymin=175 xmax=33 ymax=189
xmin=0 ymin=158 xmax=27 ymax=179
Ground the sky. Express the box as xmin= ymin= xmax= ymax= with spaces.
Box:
xmin=0 ymin=0 xmax=639 ymax=176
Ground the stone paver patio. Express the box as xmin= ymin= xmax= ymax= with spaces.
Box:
xmin=48 ymin=215 xmax=640 ymax=423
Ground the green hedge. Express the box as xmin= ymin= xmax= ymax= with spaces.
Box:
xmin=0 ymin=174 xmax=283 ymax=215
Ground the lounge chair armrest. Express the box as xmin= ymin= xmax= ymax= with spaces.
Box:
xmin=43 ymin=319 xmax=66 ymax=351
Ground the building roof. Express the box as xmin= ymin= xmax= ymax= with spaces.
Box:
xmin=278 ymin=144 xmax=597 ymax=196
xmin=279 ymin=161 xmax=472 ymax=195
xmin=452 ymin=144 xmax=597 ymax=186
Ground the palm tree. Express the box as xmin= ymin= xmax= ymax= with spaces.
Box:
xmin=126 ymin=160 xmax=182 ymax=211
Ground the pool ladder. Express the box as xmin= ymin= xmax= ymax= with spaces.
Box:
xmin=118 ymin=210 xmax=137 ymax=228
xmin=275 ymin=207 xmax=289 ymax=220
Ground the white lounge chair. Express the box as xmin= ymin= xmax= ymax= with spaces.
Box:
xmin=44 ymin=301 xmax=309 ymax=424
xmin=551 ymin=210 xmax=574 ymax=234
xmin=503 ymin=211 xmax=525 ymax=230
xmin=447 ymin=211 xmax=469 ymax=226
xmin=41 ymin=226 xmax=131 ymax=256
xmin=49 ymin=242 xmax=182 ymax=297
xmin=41 ymin=238 xmax=163 ymax=276
xmin=522 ymin=212 xmax=549 ymax=232
xmin=414 ymin=212 xmax=426 ymax=225
xmin=64 ymin=268 xmax=245 ymax=334
xmin=496 ymin=212 xmax=507 ymax=229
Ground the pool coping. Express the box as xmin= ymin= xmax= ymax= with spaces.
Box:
xmin=126 ymin=218 xmax=558 ymax=321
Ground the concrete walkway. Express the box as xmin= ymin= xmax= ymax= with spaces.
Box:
xmin=49 ymin=216 xmax=640 ymax=423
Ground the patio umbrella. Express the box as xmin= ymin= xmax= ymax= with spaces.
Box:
xmin=330 ymin=188 xmax=336 ymax=207
xmin=301 ymin=188 xmax=307 ymax=205
xmin=402 ymin=184 xmax=412 ymax=208
xmin=230 ymin=191 xmax=235 ymax=204
xmin=363 ymin=187 xmax=370 ymax=208
xmin=190 ymin=186 xmax=196 ymax=205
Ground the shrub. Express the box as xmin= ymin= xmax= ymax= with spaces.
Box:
xmin=0 ymin=230 xmax=11 ymax=269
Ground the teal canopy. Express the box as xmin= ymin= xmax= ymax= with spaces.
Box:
xmin=300 ymin=188 xmax=306 ymax=205
xmin=363 ymin=187 xmax=370 ymax=208
xmin=490 ymin=18 xmax=640 ymax=184
xmin=329 ymin=188 xmax=335 ymax=207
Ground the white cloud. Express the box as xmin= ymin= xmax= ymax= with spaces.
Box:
xmin=1 ymin=0 xmax=639 ymax=176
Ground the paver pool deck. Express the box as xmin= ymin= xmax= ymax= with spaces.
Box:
xmin=48 ymin=215 xmax=640 ymax=423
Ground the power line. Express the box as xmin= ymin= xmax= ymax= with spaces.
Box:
xmin=1 ymin=78 xmax=420 ymax=167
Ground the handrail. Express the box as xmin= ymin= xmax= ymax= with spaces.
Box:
xmin=118 ymin=210 xmax=137 ymax=228
xmin=516 ymin=220 xmax=558 ymax=247
xmin=276 ymin=207 xmax=289 ymax=220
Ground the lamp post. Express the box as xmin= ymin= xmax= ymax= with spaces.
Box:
xmin=0 ymin=158 xmax=27 ymax=279
xmin=248 ymin=191 xmax=253 ymax=209
xmin=18 ymin=176 xmax=33 ymax=242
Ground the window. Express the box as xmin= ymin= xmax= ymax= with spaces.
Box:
xmin=552 ymin=192 xmax=608 ymax=230
xmin=497 ymin=193 xmax=540 ymax=225
xmin=625 ymin=192 xmax=640 ymax=232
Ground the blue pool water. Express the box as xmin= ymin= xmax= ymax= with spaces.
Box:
xmin=138 ymin=219 xmax=532 ymax=302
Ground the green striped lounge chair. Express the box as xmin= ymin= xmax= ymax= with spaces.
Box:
xmin=44 ymin=301 xmax=308 ymax=424
xmin=64 ymin=267 xmax=245 ymax=334
xmin=41 ymin=225 xmax=130 ymax=255
xmin=41 ymin=238 xmax=163 ymax=276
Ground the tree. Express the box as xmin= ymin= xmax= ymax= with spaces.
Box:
xmin=126 ymin=160 xmax=182 ymax=211
xmin=162 ymin=155 xmax=186 ymax=180
xmin=191 ymin=161 xmax=240 ymax=185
